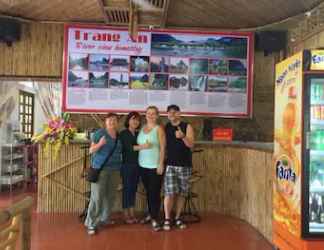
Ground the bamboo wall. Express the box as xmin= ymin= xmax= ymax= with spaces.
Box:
xmin=192 ymin=143 xmax=273 ymax=242
xmin=1 ymin=22 xmax=277 ymax=142
xmin=37 ymin=142 xmax=273 ymax=241
xmin=0 ymin=23 xmax=63 ymax=77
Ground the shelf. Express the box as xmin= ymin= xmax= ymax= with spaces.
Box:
xmin=0 ymin=175 xmax=24 ymax=185
xmin=311 ymin=101 xmax=324 ymax=105
xmin=2 ymin=164 xmax=21 ymax=173
xmin=310 ymin=186 xmax=324 ymax=193
xmin=311 ymin=119 xmax=324 ymax=126
xmin=310 ymin=150 xmax=324 ymax=156
xmin=2 ymin=144 xmax=25 ymax=148
xmin=310 ymin=222 xmax=324 ymax=233
xmin=2 ymin=154 xmax=24 ymax=161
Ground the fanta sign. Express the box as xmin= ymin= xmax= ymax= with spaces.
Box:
xmin=311 ymin=50 xmax=324 ymax=70
xmin=276 ymin=159 xmax=296 ymax=183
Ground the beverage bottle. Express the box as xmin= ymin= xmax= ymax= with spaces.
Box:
xmin=310 ymin=195 xmax=313 ymax=221
xmin=314 ymin=84 xmax=318 ymax=101
xmin=317 ymin=195 xmax=323 ymax=223
xmin=315 ymin=130 xmax=321 ymax=150
xmin=320 ymin=195 xmax=324 ymax=224
xmin=311 ymin=106 xmax=315 ymax=120
xmin=321 ymin=106 xmax=324 ymax=120
xmin=311 ymin=84 xmax=316 ymax=103
xmin=316 ymin=106 xmax=321 ymax=120
xmin=311 ymin=193 xmax=318 ymax=222
xmin=317 ymin=84 xmax=323 ymax=101
xmin=311 ymin=131 xmax=317 ymax=150
xmin=321 ymin=130 xmax=324 ymax=150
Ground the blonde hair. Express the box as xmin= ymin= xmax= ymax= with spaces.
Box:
xmin=146 ymin=106 xmax=159 ymax=115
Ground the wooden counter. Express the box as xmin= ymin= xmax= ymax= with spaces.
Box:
xmin=37 ymin=140 xmax=273 ymax=241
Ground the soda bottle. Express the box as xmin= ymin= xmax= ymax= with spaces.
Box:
xmin=311 ymin=84 xmax=316 ymax=102
xmin=314 ymin=130 xmax=322 ymax=150
xmin=314 ymin=84 xmax=318 ymax=101
xmin=311 ymin=193 xmax=318 ymax=222
xmin=320 ymin=195 xmax=324 ymax=224
xmin=320 ymin=130 xmax=324 ymax=150
xmin=321 ymin=106 xmax=324 ymax=120
xmin=316 ymin=106 xmax=321 ymax=120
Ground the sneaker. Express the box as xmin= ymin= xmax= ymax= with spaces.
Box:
xmin=163 ymin=219 xmax=171 ymax=231
xmin=140 ymin=215 xmax=151 ymax=224
xmin=151 ymin=220 xmax=161 ymax=232
xmin=87 ymin=227 xmax=96 ymax=235
xmin=175 ymin=219 xmax=187 ymax=230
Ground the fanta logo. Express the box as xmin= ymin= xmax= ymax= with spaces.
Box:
xmin=276 ymin=159 xmax=296 ymax=182
xmin=312 ymin=55 xmax=324 ymax=64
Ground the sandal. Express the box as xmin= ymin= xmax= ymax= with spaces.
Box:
xmin=151 ymin=220 xmax=161 ymax=232
xmin=140 ymin=215 xmax=151 ymax=224
xmin=175 ymin=218 xmax=187 ymax=230
xmin=163 ymin=219 xmax=171 ymax=231
xmin=125 ymin=217 xmax=138 ymax=224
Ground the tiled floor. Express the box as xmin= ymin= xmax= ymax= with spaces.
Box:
xmin=1 ymin=189 xmax=274 ymax=250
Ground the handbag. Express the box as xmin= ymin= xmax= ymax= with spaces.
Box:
xmin=86 ymin=134 xmax=119 ymax=183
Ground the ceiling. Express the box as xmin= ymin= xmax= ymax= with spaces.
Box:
xmin=0 ymin=0 xmax=323 ymax=29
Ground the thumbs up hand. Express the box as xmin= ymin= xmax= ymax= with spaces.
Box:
xmin=175 ymin=126 xmax=185 ymax=139
xmin=98 ymin=136 xmax=107 ymax=146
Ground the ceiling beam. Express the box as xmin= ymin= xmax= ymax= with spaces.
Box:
xmin=96 ymin=0 xmax=110 ymax=23
xmin=161 ymin=0 xmax=170 ymax=28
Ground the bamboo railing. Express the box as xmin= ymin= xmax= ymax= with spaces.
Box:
xmin=0 ymin=197 xmax=33 ymax=250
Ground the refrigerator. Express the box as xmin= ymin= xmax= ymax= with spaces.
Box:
xmin=273 ymin=50 xmax=324 ymax=250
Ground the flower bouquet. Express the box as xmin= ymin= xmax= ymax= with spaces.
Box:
xmin=32 ymin=113 xmax=77 ymax=158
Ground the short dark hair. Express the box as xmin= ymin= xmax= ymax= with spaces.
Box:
xmin=167 ymin=104 xmax=180 ymax=112
xmin=124 ymin=111 xmax=141 ymax=128
xmin=106 ymin=113 xmax=118 ymax=119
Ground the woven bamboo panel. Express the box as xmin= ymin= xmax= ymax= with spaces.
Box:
xmin=37 ymin=143 xmax=89 ymax=213
xmin=192 ymin=144 xmax=273 ymax=242
xmin=0 ymin=23 xmax=63 ymax=77
xmin=37 ymin=143 xmax=147 ymax=213
xmin=37 ymin=141 xmax=272 ymax=240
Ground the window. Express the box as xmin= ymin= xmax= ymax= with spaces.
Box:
xmin=19 ymin=91 xmax=34 ymax=139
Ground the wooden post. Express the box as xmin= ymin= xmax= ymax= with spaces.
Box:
xmin=0 ymin=196 xmax=33 ymax=250
xmin=21 ymin=207 xmax=32 ymax=250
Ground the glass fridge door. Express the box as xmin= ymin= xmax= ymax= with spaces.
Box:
xmin=304 ymin=76 xmax=324 ymax=237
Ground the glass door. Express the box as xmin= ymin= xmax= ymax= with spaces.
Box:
xmin=303 ymin=75 xmax=324 ymax=237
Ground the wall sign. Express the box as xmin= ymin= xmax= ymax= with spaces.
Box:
xmin=62 ymin=24 xmax=254 ymax=117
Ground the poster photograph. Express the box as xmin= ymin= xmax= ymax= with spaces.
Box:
xmin=62 ymin=24 xmax=254 ymax=117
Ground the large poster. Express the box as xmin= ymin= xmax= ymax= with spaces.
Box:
xmin=62 ymin=24 xmax=254 ymax=117
xmin=273 ymin=52 xmax=303 ymax=237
